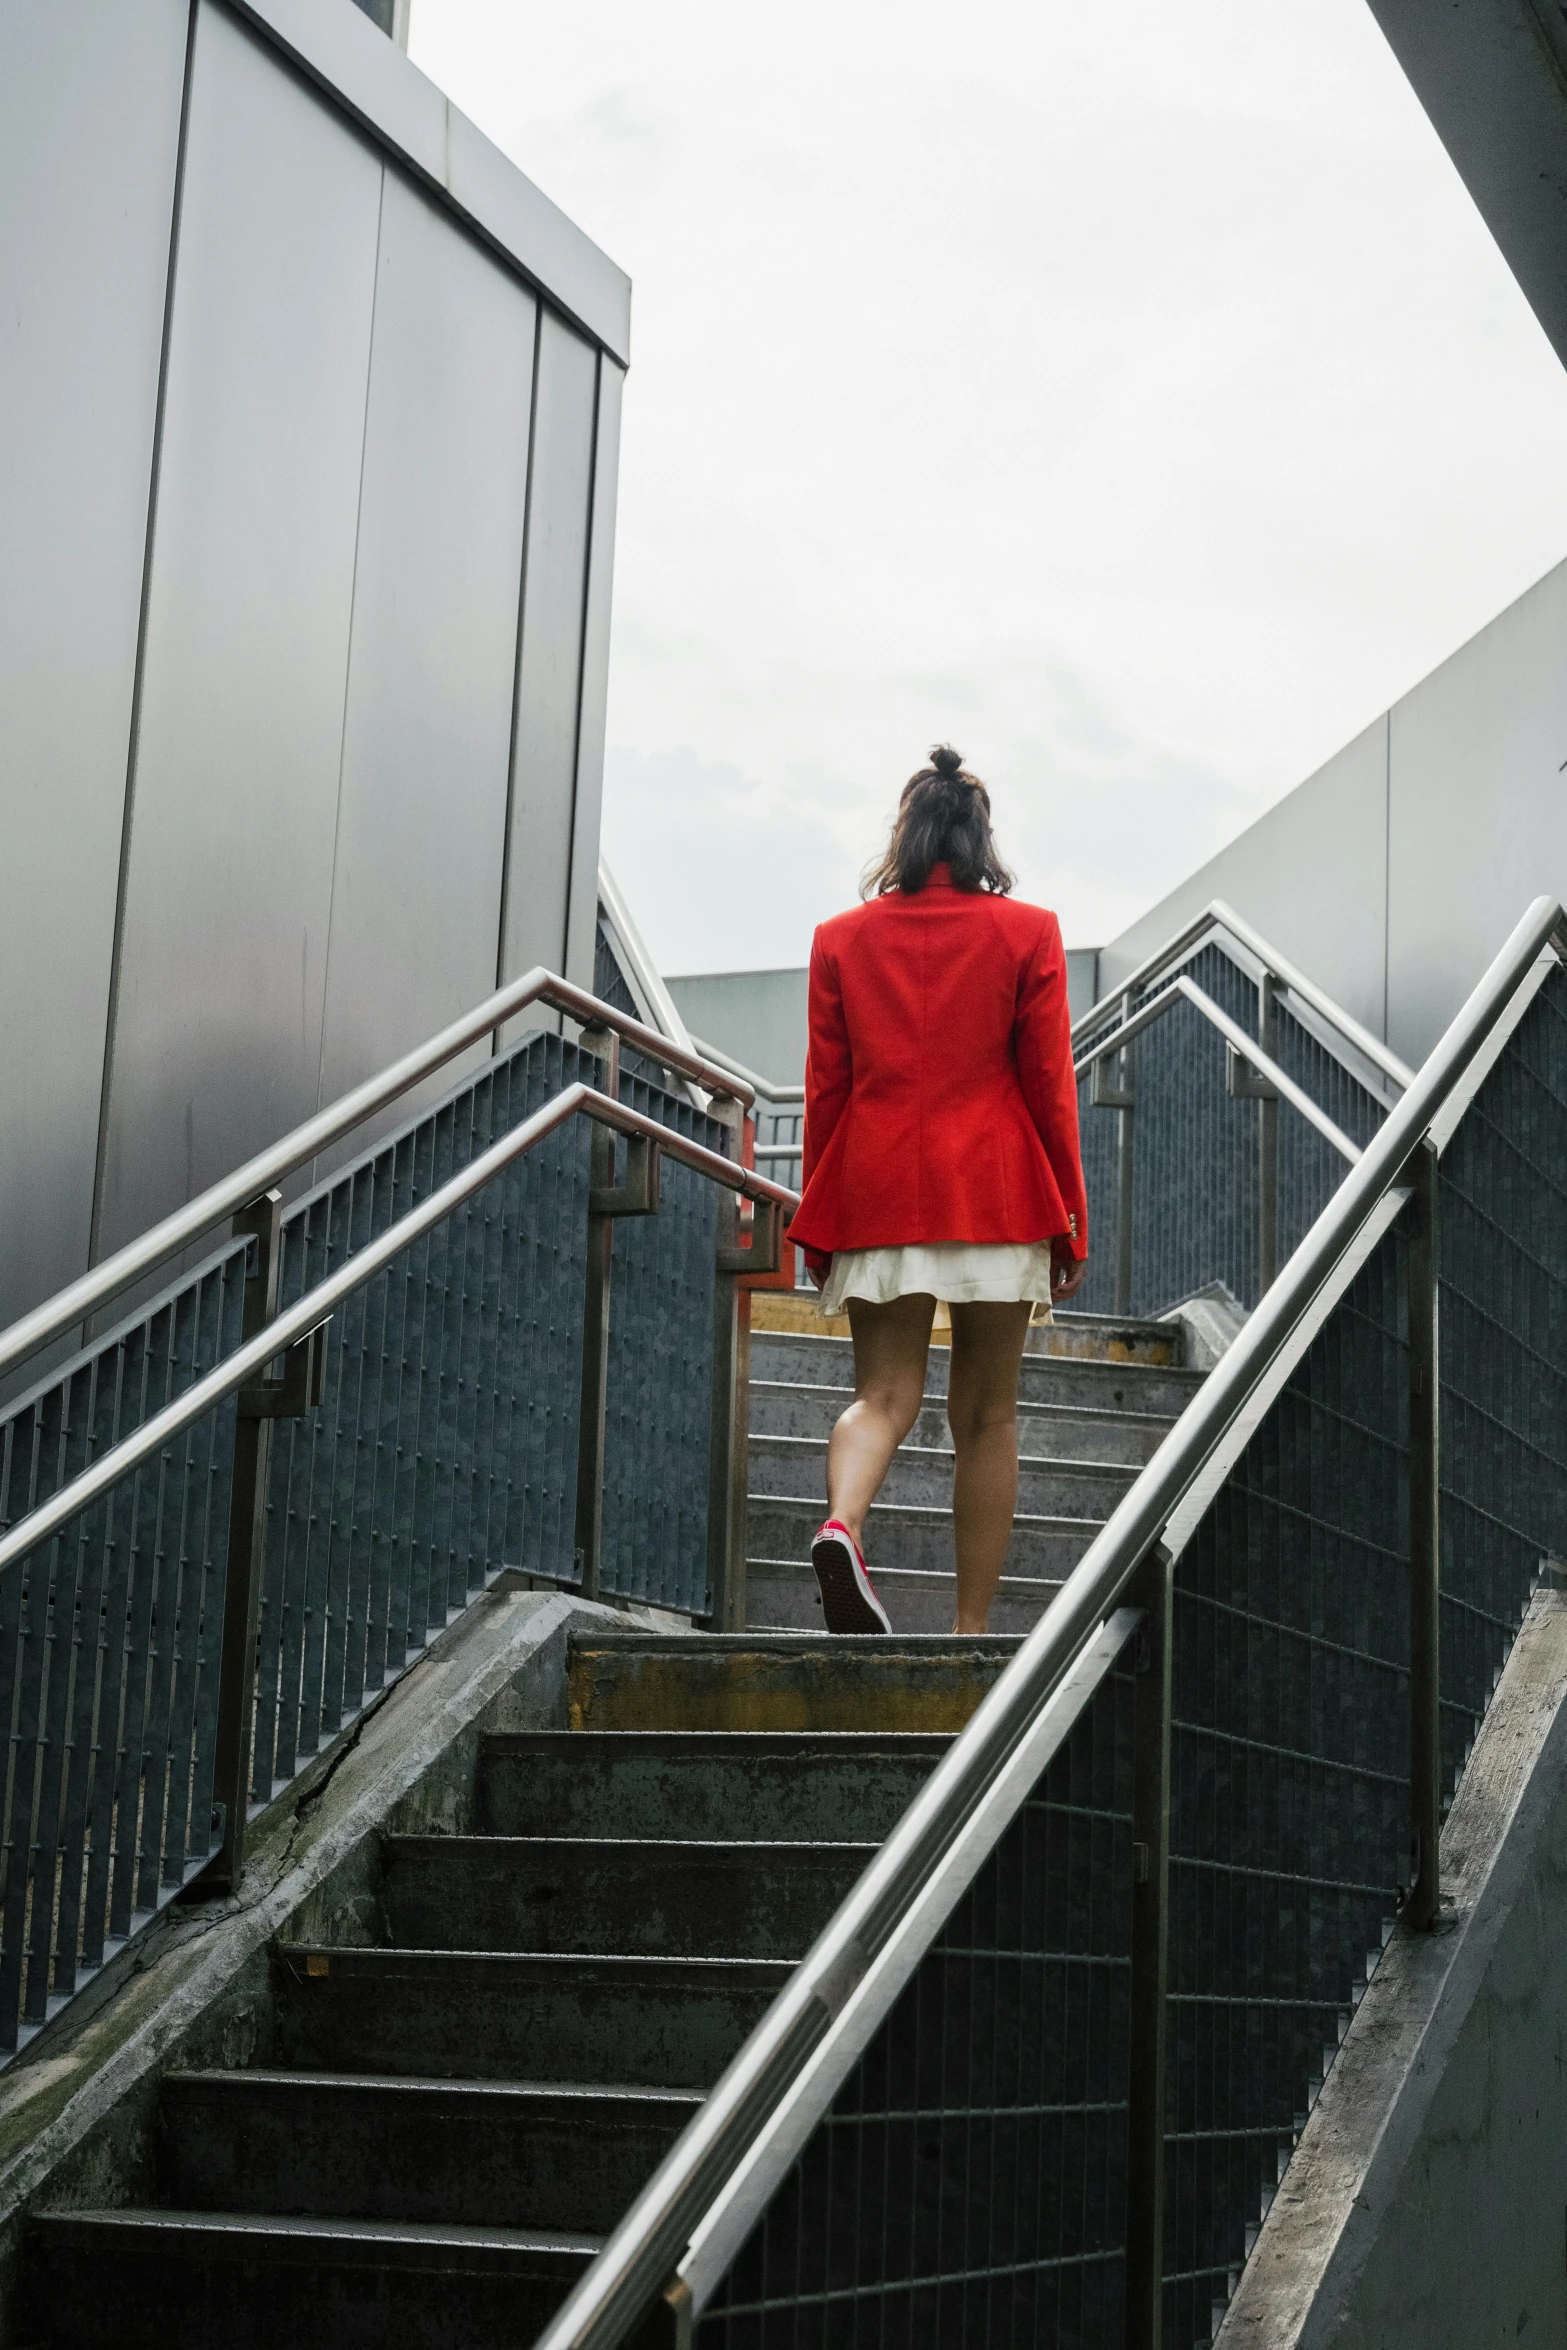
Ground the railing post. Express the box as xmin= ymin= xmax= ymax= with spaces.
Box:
xmin=1124 ymin=1542 xmax=1173 ymax=2350
xmin=706 ymin=1093 xmax=749 ymax=1631
xmin=207 ymin=1189 xmax=283 ymax=1895
xmin=1225 ymin=972 xmax=1281 ymax=1298
xmin=1257 ymin=970 xmax=1279 ymax=1293
xmin=1404 ymin=1137 xmax=1441 ymax=1931
xmin=1091 ymin=996 xmax=1136 ymax=1315
xmin=575 ymin=1024 xmax=620 ymax=1602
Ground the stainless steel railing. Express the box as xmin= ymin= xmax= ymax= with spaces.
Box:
xmin=0 ymin=966 xmax=754 ymax=1392
xmin=533 ymin=894 xmax=1566 ymax=2350
xmin=1071 ymin=900 xmax=1409 ymax=1310
xmin=1072 ymin=896 xmax=1414 ymax=1093
xmin=0 ymin=1073 xmax=798 ymax=1923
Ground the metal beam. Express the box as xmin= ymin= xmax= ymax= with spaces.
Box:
xmin=1365 ymin=0 xmax=1567 ymax=371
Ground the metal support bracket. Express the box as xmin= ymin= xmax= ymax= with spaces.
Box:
xmin=627 ymin=2277 xmax=694 ymax=2349
xmin=237 ymin=1319 xmax=330 ymax=1419
xmin=1091 ymin=1050 xmax=1134 ymax=1111
xmin=718 ymin=1195 xmax=783 ymax=1277
xmin=590 ymin=1131 xmax=661 ymax=1218
xmin=1225 ymin=1042 xmax=1278 ymax=1102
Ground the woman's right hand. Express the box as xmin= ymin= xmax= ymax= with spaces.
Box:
xmin=1050 ymin=1238 xmax=1088 ymax=1302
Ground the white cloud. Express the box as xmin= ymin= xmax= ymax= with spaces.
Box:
xmin=412 ymin=0 xmax=1567 ymax=967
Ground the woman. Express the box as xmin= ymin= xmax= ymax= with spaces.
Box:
xmin=787 ymin=746 xmax=1089 ymax=1636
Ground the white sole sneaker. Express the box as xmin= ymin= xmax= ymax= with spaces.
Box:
xmin=810 ymin=1520 xmax=892 ymax=1636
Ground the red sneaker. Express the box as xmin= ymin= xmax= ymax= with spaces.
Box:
xmin=810 ymin=1519 xmax=892 ymax=1636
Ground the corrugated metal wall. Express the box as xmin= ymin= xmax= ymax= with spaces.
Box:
xmin=0 ymin=0 xmax=626 ymax=1337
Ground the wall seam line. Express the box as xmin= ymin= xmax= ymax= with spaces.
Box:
xmin=87 ymin=0 xmax=203 ymax=1287
xmin=560 ymin=352 xmax=606 ymax=991
xmin=494 ymin=297 xmax=545 ymax=1027
xmin=1383 ymin=707 xmax=1392 ymax=1049
xmin=313 ymin=160 xmax=388 ymax=1149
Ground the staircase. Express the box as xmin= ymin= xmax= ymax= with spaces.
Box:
xmin=746 ymin=1311 xmax=1205 ymax=1632
xmin=23 ymin=1634 xmax=1017 ymax=2349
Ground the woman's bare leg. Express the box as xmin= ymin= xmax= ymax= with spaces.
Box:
xmin=946 ymin=1302 xmax=1035 ymax=1633
xmin=826 ymin=1294 xmax=937 ymax=1547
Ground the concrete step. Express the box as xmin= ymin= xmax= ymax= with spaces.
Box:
xmin=750 ymin=1300 xmax=1182 ymax=1364
xmin=378 ymin=1835 xmax=875 ymax=1961
xmin=745 ymin=1559 xmax=1061 ymax=1636
xmin=746 ymin=1493 xmax=1098 ymax=1582
xmin=1030 ymin=1308 xmax=1181 ymax=1363
xmin=750 ymin=1330 xmax=1203 ymax=1418
xmin=476 ymin=1730 xmax=950 ymax=1843
xmin=157 ymin=2071 xmax=699 ymax=2234
xmin=25 ymin=2208 xmax=598 ymax=2350
xmin=568 ymin=1631 xmax=1023 ymax=1733
xmin=272 ymin=1946 xmax=790 ymax=2089
xmin=749 ymin=1377 xmax=1177 ymax=1464
xmin=748 ymin=1430 xmax=1136 ymax=1518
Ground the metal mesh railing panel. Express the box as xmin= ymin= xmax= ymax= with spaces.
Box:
xmin=755 ymin=1107 xmax=803 ymax=1191
xmin=1435 ymin=967 xmax=1567 ymax=1787
xmin=254 ymin=1033 xmax=592 ymax=1794
xmin=601 ymin=1077 xmax=721 ymax=1612
xmin=1163 ymin=1230 xmax=1410 ymax=2345
xmin=1161 ymin=962 xmax=1567 ymax=2346
xmin=0 ymin=1253 xmax=248 ymax=2045
xmin=0 ymin=1002 xmax=738 ymax=2045
xmin=1075 ymin=944 xmax=1387 ymax=1319
xmin=1273 ymin=1004 xmax=1386 ymax=1267
xmin=1132 ymin=948 xmax=1261 ymax=1317
xmin=256 ymin=1032 xmax=729 ymax=1792
xmin=596 ymin=917 xmax=672 ymax=1089
xmin=697 ymin=1650 xmax=1137 ymax=2349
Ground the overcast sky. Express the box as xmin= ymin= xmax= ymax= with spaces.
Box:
xmin=410 ymin=0 xmax=1567 ymax=976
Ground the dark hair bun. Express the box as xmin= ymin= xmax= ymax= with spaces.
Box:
xmin=929 ymin=743 xmax=964 ymax=780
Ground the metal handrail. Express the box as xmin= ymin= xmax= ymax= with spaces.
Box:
xmin=1073 ymin=896 xmax=1416 ymax=1094
xmin=1075 ymin=973 xmax=1363 ymax=1164
xmin=0 ymin=1084 xmax=797 ymax=1586
xmin=533 ymin=894 xmax=1565 ymax=2350
xmin=0 ymin=968 xmax=754 ymax=1392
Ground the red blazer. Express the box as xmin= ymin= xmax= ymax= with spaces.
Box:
xmin=787 ymin=869 xmax=1088 ymax=1265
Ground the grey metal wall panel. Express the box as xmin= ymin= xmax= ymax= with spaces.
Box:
xmin=1064 ymin=946 xmax=1099 ymax=1023
xmin=1097 ymin=715 xmax=1391 ymax=1040
xmin=96 ymin=1 xmax=382 ymax=1257
xmin=563 ymin=358 xmax=624 ymax=992
xmin=1098 ymin=553 xmax=1567 ymax=1077
xmin=227 ymin=0 xmax=631 ymax=362
xmin=316 ymin=169 xmax=536 ymax=1132
xmin=666 ymin=968 xmax=810 ymax=1086
xmin=0 ymin=0 xmax=190 ymax=1329
xmin=1387 ymin=561 xmax=1567 ymax=1065
xmin=499 ymin=315 xmax=598 ymax=985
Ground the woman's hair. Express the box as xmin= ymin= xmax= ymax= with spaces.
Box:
xmin=861 ymin=745 xmax=1015 ymax=898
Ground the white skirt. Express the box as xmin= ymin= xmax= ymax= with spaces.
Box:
xmin=817 ymin=1240 xmax=1056 ymax=1315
